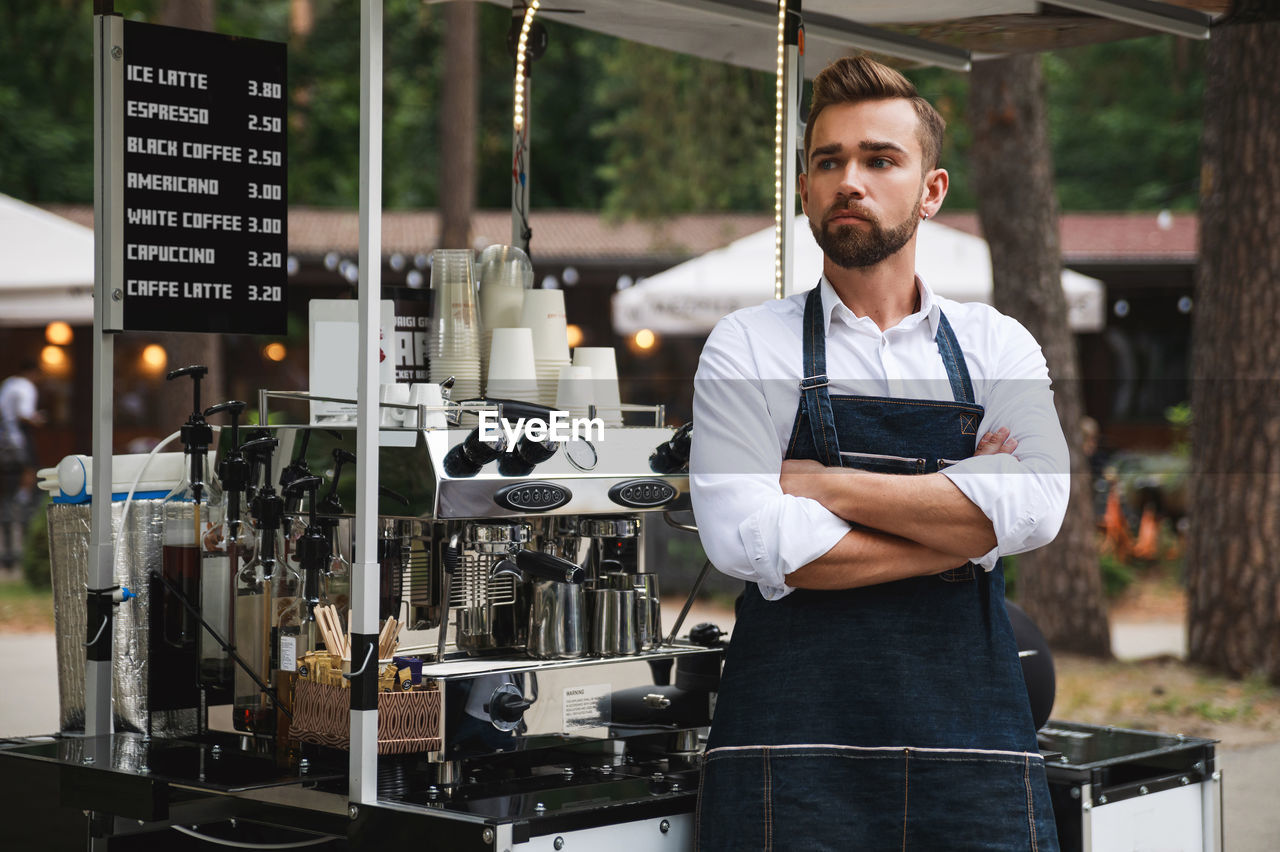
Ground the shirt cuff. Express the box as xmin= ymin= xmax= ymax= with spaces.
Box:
xmin=739 ymin=495 xmax=850 ymax=601
xmin=941 ymin=454 xmax=1039 ymax=561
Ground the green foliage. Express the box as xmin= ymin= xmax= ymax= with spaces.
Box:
xmin=21 ymin=497 xmax=52 ymax=589
xmin=1045 ymin=36 xmax=1205 ymax=211
xmin=0 ymin=3 xmax=1206 ymax=216
xmin=1165 ymin=402 xmax=1192 ymax=457
xmin=1098 ymin=552 xmax=1137 ymax=599
xmin=0 ymin=0 xmax=95 ymax=202
xmin=591 ymin=42 xmax=775 ymax=218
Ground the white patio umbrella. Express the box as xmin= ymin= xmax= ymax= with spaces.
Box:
xmin=0 ymin=193 xmax=95 ymax=326
xmin=612 ymin=216 xmax=1105 ymax=335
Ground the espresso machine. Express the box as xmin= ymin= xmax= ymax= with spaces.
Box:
xmin=213 ymin=391 xmax=720 ymax=846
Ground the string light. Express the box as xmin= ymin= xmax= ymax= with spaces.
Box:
xmin=513 ymin=1 xmax=541 ymax=132
xmin=773 ymin=0 xmax=788 ymax=300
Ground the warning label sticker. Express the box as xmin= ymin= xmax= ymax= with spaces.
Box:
xmin=562 ymin=683 xmax=611 ymax=733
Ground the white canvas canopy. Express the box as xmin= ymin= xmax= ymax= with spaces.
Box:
xmin=0 ymin=193 xmax=94 ymax=326
xmin=611 ymin=216 xmax=1105 ymax=336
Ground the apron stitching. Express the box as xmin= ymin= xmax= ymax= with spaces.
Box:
xmin=901 ymin=748 xmax=910 ymax=852
xmin=763 ymin=749 xmax=773 ymax=852
xmin=826 ymin=396 xmax=981 ymax=411
xmin=1025 ymin=754 xmax=1039 ymax=852
xmin=706 ymin=743 xmax=1044 ymax=761
xmin=803 ymin=313 xmax=834 ymax=465
xmin=693 ymin=772 xmax=704 ymax=850
xmin=937 ymin=324 xmax=966 ymax=403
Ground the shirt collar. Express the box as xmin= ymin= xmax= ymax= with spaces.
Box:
xmin=817 ymin=274 xmax=941 ymax=338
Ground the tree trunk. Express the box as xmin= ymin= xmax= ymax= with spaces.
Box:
xmin=439 ymin=1 xmax=478 ymax=250
xmin=153 ymin=0 xmax=226 ymax=428
xmin=158 ymin=0 xmax=215 ymax=32
xmin=968 ymin=55 xmax=1112 ymax=657
xmin=1187 ymin=7 xmax=1280 ymax=681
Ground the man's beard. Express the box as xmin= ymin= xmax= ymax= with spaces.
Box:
xmin=810 ymin=198 xmax=921 ymax=269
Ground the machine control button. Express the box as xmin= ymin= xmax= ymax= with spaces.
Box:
xmin=495 ymin=481 xmax=572 ymax=512
xmin=486 ymin=683 xmax=532 ymax=731
xmin=608 ymin=479 xmax=677 ymax=509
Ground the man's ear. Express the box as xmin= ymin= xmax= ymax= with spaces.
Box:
xmin=921 ymin=168 xmax=949 ymax=219
xmin=798 ymin=171 xmax=809 ymax=218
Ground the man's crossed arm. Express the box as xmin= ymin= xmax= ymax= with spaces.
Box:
xmin=781 ymin=428 xmax=1017 ymax=590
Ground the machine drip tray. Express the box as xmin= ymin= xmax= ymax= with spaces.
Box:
xmin=374 ymin=744 xmax=701 ymax=836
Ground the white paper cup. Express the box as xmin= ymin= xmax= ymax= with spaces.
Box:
xmin=535 ymin=358 xmax=572 ymax=408
xmin=487 ymin=328 xmax=538 ymax=383
xmin=556 ymin=365 xmax=594 ymax=418
xmin=572 ymin=347 xmax=622 ymax=425
xmin=520 ymin=289 xmax=571 ymax=363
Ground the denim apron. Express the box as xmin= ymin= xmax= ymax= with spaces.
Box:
xmin=696 ymin=286 xmax=1058 ymax=851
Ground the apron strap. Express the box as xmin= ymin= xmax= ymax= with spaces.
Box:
xmin=800 ymin=285 xmax=843 ymax=467
xmin=934 ymin=311 xmax=976 ymax=404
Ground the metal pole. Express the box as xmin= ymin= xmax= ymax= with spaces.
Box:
xmin=780 ymin=2 xmax=802 ymax=298
xmin=88 ymin=11 xmax=124 ymax=742
xmin=511 ymin=79 xmax=531 ymax=254
xmin=350 ymin=0 xmax=382 ymax=806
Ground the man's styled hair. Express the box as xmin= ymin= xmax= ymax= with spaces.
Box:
xmin=803 ymin=55 xmax=946 ymax=173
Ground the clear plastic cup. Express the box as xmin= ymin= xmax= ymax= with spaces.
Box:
xmin=478 ymin=245 xmax=532 ymax=331
xmin=429 ymin=250 xmax=482 ymax=361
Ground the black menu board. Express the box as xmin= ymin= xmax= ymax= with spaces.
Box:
xmin=120 ymin=21 xmax=287 ymax=334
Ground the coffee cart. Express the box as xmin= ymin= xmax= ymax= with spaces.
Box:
xmin=0 ymin=2 xmax=1224 ymax=850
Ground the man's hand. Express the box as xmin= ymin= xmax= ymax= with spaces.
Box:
xmin=975 ymin=426 xmax=1017 ymax=457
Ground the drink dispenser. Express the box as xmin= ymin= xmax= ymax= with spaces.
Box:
xmin=316 ymin=448 xmax=355 ymax=617
xmin=199 ymin=399 xmax=249 ymax=700
xmin=234 ymin=435 xmax=283 ymax=735
xmin=281 ymin=475 xmax=326 ymax=671
xmin=151 ymin=366 xmax=214 ymax=719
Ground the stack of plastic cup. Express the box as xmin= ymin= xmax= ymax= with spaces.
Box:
xmin=427 ymin=249 xmax=482 ymax=400
xmin=477 ymin=245 xmax=533 ymax=385
xmin=486 ymin=328 xmax=539 ymax=402
xmin=520 ymin=289 xmax=571 ymax=409
xmin=571 ymin=347 xmax=623 ymax=426
xmin=556 ymin=365 xmax=594 ymax=419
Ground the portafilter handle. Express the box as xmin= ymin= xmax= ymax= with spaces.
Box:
xmin=514 ymin=549 xmax=584 ymax=584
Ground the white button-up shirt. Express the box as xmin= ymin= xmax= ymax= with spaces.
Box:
xmin=690 ymin=276 xmax=1070 ymax=601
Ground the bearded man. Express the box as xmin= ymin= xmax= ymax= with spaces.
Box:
xmin=689 ymin=55 xmax=1069 ymax=850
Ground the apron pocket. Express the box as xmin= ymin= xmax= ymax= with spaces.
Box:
xmin=699 ymin=746 xmax=908 ymax=851
xmin=697 ymin=748 xmax=774 ymax=851
xmin=840 ymin=451 xmax=926 ymax=475
xmin=699 ymin=746 xmax=1058 ymax=852
xmin=903 ymin=749 xmax=1058 ymax=852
